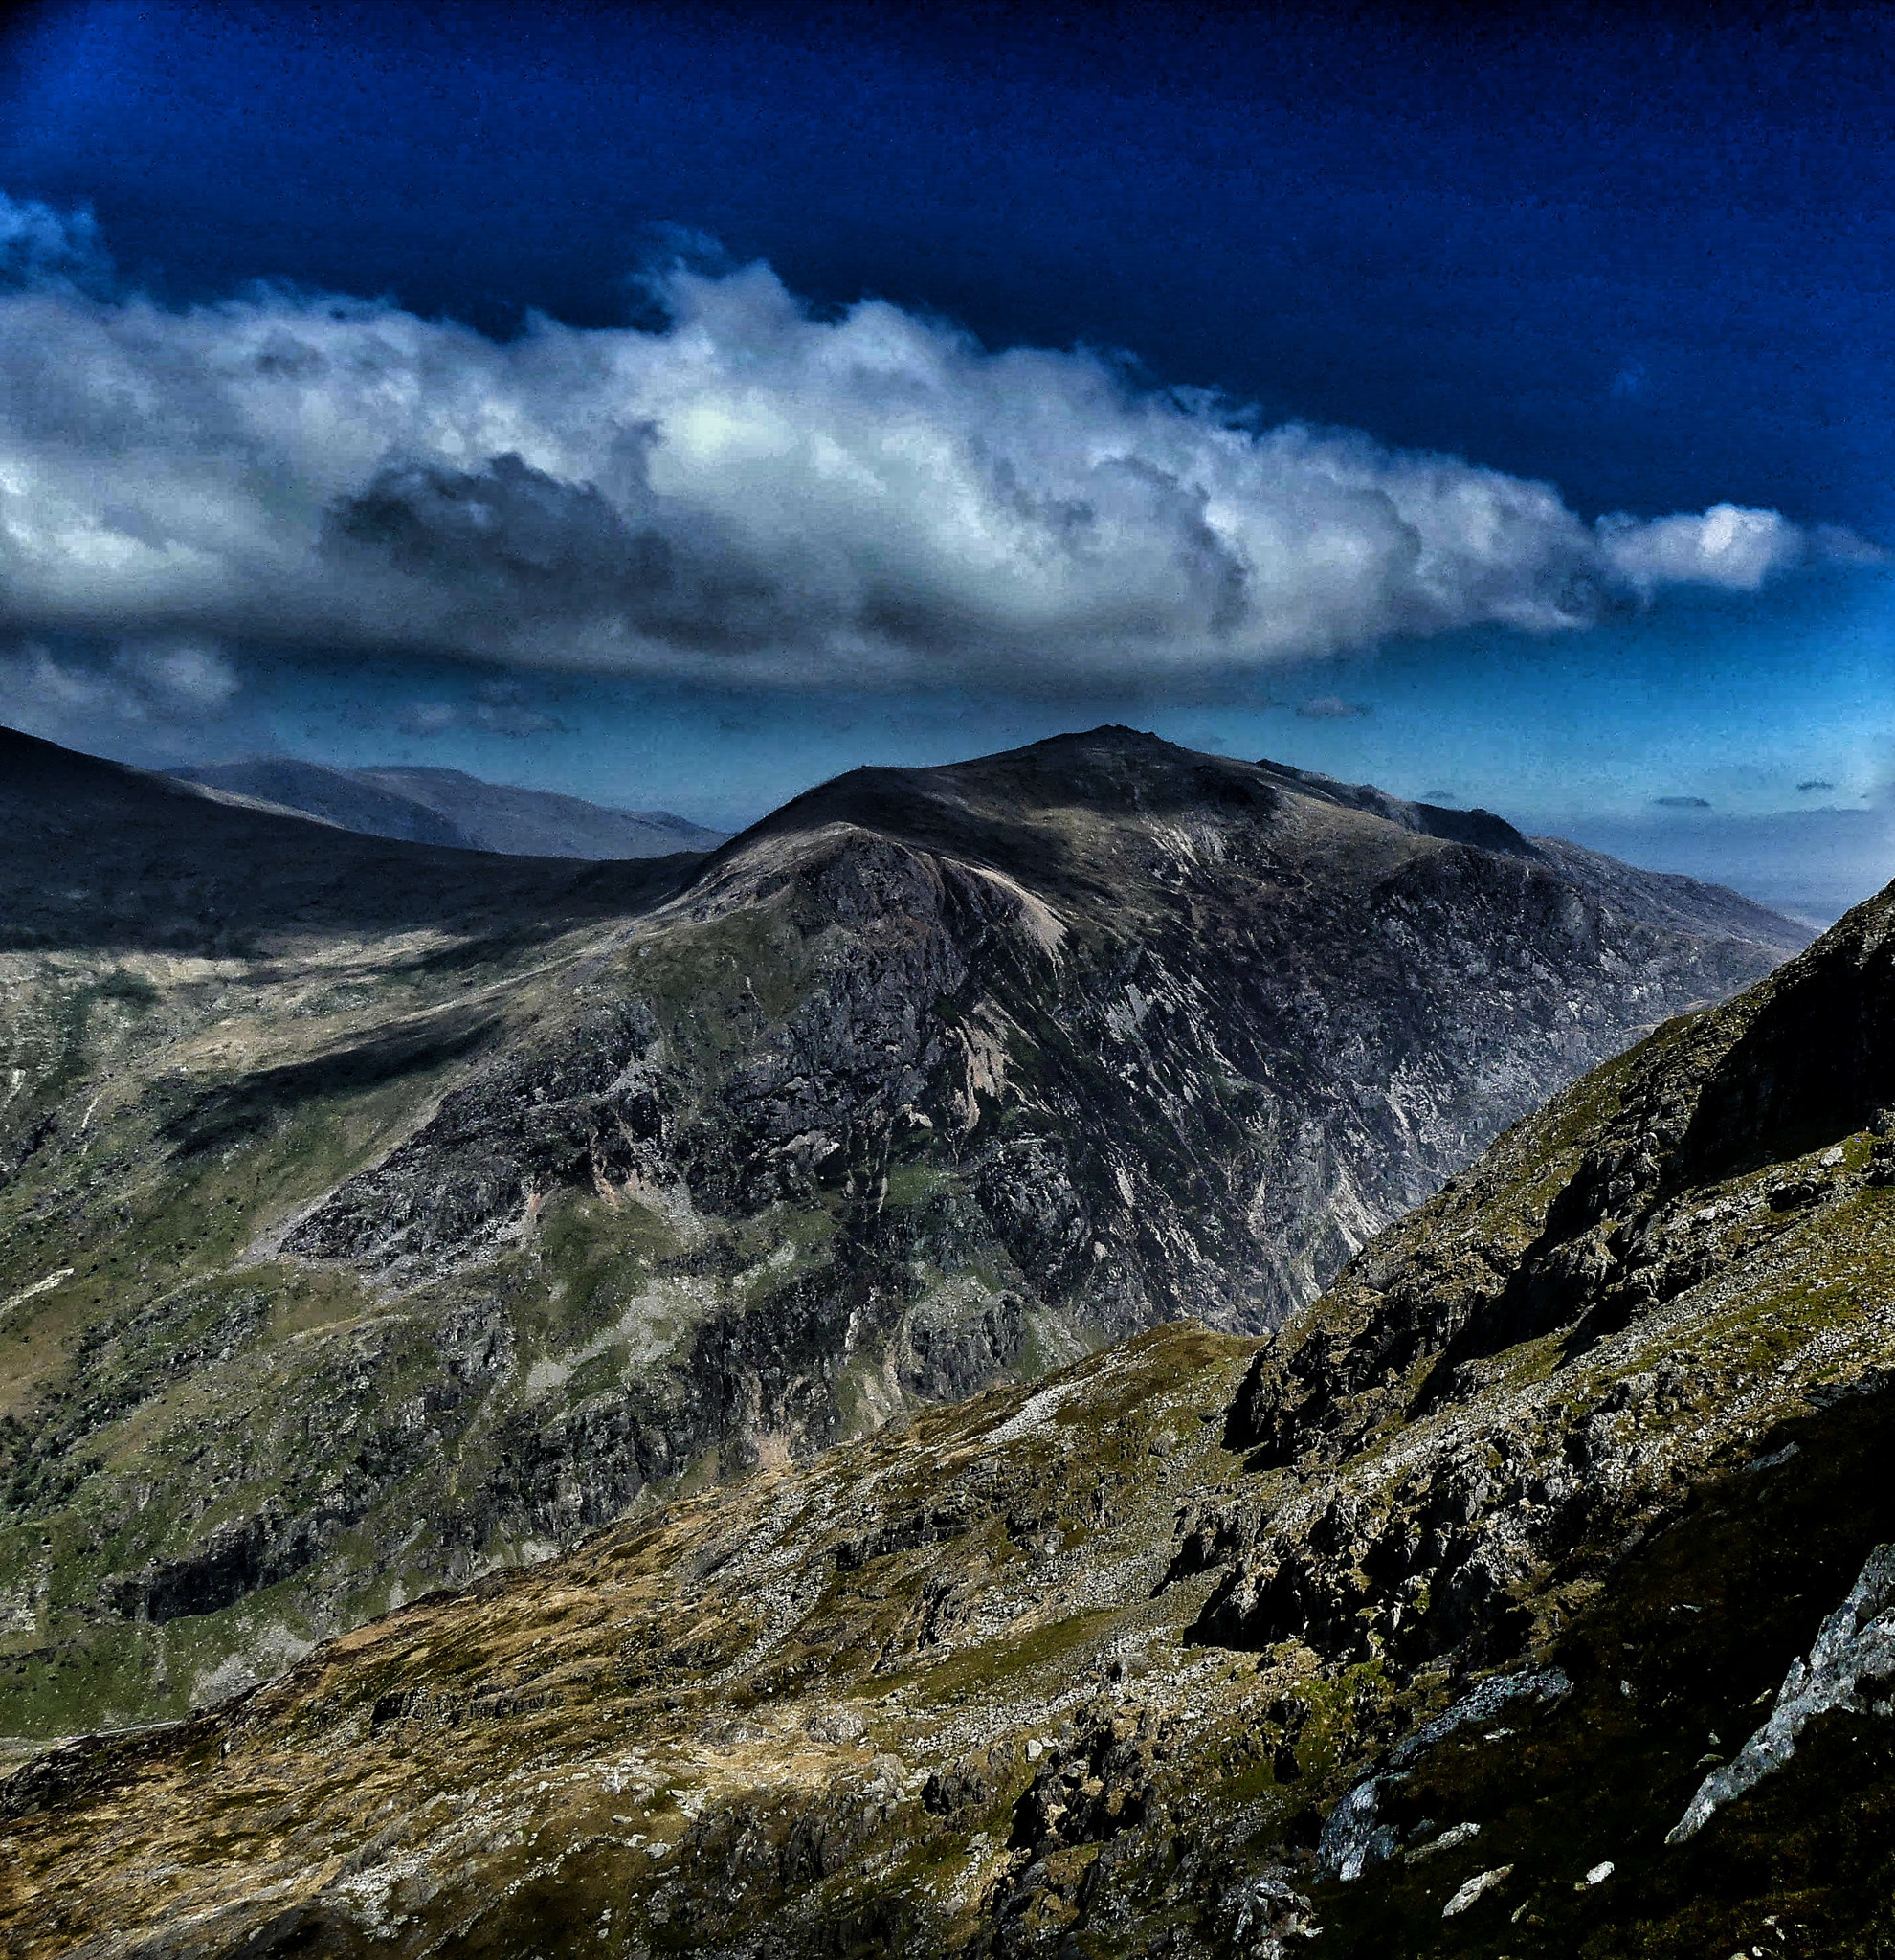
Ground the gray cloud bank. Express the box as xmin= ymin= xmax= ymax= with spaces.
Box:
xmin=0 ymin=194 xmax=1876 ymax=699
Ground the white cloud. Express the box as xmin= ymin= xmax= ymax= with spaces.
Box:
xmin=0 ymin=215 xmax=1871 ymax=695
xmin=1596 ymin=503 xmax=1812 ymax=592
xmin=391 ymin=683 xmax=558 ymax=739
xmin=394 ymin=701 xmax=460 ymax=738
xmin=127 ymin=640 xmax=240 ymax=709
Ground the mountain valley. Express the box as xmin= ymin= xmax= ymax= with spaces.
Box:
xmin=3 ymin=815 xmax=1892 ymax=1956
xmin=11 ymin=7 xmax=1885 ymax=1954
xmin=0 ymin=724 xmax=1806 ymax=1754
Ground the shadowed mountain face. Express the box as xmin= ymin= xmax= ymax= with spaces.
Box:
xmin=7 ymin=860 xmax=1894 ymax=1959
xmin=0 ymin=729 xmax=698 ymax=956
xmin=169 ymin=757 xmax=729 ymax=858
xmin=0 ymin=724 xmax=1805 ymax=1727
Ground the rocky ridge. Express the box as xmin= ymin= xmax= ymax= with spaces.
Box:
xmin=6 ymin=879 xmax=1895 ymax=1954
xmin=0 ymin=724 xmax=1803 ymax=1729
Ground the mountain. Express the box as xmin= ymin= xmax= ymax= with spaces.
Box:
xmin=0 ymin=732 xmax=695 ymax=955
xmin=9 ymin=873 xmax=1894 ymax=1957
xmin=168 ymin=757 xmax=729 ymax=858
xmin=0 ymin=724 xmax=1806 ymax=1733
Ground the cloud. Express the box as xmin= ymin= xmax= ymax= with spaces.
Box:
xmin=129 ymin=641 xmax=240 ymax=710
xmin=392 ymin=680 xmax=560 ymax=739
xmin=1812 ymin=525 xmax=1888 ymax=567
xmin=0 ymin=205 xmax=1874 ymax=696
xmin=0 ymin=637 xmax=240 ymax=749
xmin=395 ymin=701 xmax=462 ymax=738
xmin=1654 ymin=794 xmax=1713 ymax=810
xmin=1296 ymin=695 xmax=1370 ymax=718
xmin=1797 ymin=778 xmax=1836 ymax=792
xmin=0 ymin=192 xmax=111 ymax=292
xmin=1596 ymin=504 xmax=1814 ymax=592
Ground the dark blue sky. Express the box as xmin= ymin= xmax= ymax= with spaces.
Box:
xmin=0 ymin=0 xmax=1890 ymax=917
xmin=8 ymin=0 xmax=1890 ymax=523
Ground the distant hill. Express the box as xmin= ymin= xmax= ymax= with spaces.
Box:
xmin=167 ymin=757 xmax=728 ymax=858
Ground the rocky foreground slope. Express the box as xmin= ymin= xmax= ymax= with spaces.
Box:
xmin=0 ymin=725 xmax=1800 ymax=1729
xmin=6 ymin=867 xmax=1894 ymax=1957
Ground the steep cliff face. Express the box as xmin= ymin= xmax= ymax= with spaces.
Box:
xmin=9 ymin=880 xmax=1895 ymax=1958
xmin=0 ymin=725 xmax=1802 ymax=1726
xmin=1195 ymin=880 xmax=1895 ymax=1668
xmin=272 ymin=730 xmax=1800 ymax=1329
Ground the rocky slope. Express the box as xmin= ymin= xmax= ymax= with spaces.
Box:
xmin=6 ymin=876 xmax=1895 ymax=1957
xmin=0 ymin=724 xmax=1801 ymax=1729
xmin=168 ymin=759 xmax=728 ymax=858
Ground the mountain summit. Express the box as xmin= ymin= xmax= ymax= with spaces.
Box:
xmin=0 ymin=724 xmax=1805 ymax=1726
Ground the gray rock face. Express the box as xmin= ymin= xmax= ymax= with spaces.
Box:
xmin=1668 ymin=1542 xmax=1895 ymax=1842
xmin=284 ymin=731 xmax=1805 ymax=1335
xmin=1526 ymin=833 xmax=1808 ymax=948
xmin=1318 ymin=1666 xmax=1572 ymax=1879
xmin=1170 ymin=881 xmax=1895 ymax=1760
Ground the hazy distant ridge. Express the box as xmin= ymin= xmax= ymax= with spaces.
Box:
xmin=168 ymin=758 xmax=728 ymax=859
